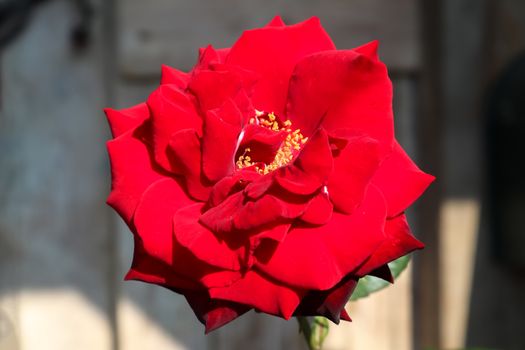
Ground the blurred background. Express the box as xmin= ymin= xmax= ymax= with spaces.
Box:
xmin=0 ymin=0 xmax=524 ymax=349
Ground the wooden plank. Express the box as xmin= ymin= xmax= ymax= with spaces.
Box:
xmin=0 ymin=1 xmax=114 ymax=349
xmin=118 ymin=0 xmax=420 ymax=78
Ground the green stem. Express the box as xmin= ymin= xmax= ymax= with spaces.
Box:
xmin=297 ymin=316 xmax=329 ymax=350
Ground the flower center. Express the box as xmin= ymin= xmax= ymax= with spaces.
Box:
xmin=236 ymin=110 xmax=308 ymax=175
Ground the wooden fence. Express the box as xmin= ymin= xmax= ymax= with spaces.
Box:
xmin=2 ymin=0 xmax=524 ymax=349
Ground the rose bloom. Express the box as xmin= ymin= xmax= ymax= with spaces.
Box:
xmin=105 ymin=16 xmax=434 ymax=332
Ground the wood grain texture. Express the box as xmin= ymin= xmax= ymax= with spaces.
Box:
xmin=117 ymin=0 xmax=420 ymax=78
xmin=0 ymin=1 xmax=114 ymax=349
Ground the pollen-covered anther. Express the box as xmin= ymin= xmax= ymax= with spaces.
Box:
xmin=236 ymin=111 xmax=308 ymax=175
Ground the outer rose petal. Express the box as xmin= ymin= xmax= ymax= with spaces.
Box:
xmin=125 ymin=235 xmax=201 ymax=291
xmin=104 ymin=103 xmax=149 ymax=138
xmin=354 ymin=213 xmax=424 ymax=277
xmin=147 ymin=84 xmax=202 ymax=172
xmin=209 ymin=270 xmax=304 ymax=319
xmin=133 ymin=178 xmax=241 ymax=288
xmin=106 ymin=125 xmax=163 ymax=225
xmin=133 ymin=178 xmax=193 ymax=264
xmin=227 ymin=17 xmax=335 ymax=115
xmin=160 ymin=64 xmax=189 ymax=88
xmin=286 ymin=49 xmax=394 ymax=157
xmin=353 ymin=40 xmax=379 ymax=61
xmin=265 ymin=16 xmax=286 ymax=27
xmin=184 ymin=293 xmax=250 ymax=334
xmin=371 ymin=141 xmax=435 ymax=217
xmin=256 ymin=185 xmax=387 ymax=290
xmin=294 ymin=277 xmax=358 ymax=323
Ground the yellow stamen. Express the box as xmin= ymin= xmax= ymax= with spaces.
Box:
xmin=236 ymin=111 xmax=308 ymax=174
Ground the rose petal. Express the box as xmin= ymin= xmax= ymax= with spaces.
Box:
xmin=202 ymin=110 xmax=241 ymax=182
xmin=294 ymin=128 xmax=333 ymax=183
xmin=133 ymin=178 xmax=193 ymax=264
xmin=286 ymin=49 xmax=394 ymax=157
xmin=208 ymin=171 xmax=260 ymax=208
xmin=371 ymin=141 xmax=435 ymax=217
xmin=125 ymin=234 xmax=200 ymax=291
xmin=354 ymin=213 xmax=424 ymax=277
xmin=169 ymin=129 xmax=212 ymax=201
xmin=328 ymin=136 xmax=382 ymax=214
xmin=266 ymin=16 xmax=286 ymax=27
xmin=106 ymin=125 xmax=163 ymax=224
xmin=173 ymin=203 xmax=243 ymax=271
xmin=184 ymin=292 xmax=250 ymax=333
xmin=133 ymin=178 xmax=241 ymax=288
xmin=353 ymin=40 xmax=379 ymax=61
xmin=160 ymin=64 xmax=189 ymax=88
xmin=256 ymin=185 xmax=387 ymax=290
xmin=195 ymin=45 xmax=222 ymax=70
xmin=227 ymin=17 xmax=335 ymax=115
xmin=300 ymin=192 xmax=333 ymax=226
xmin=104 ymin=103 xmax=149 ymax=138
xmin=243 ymin=174 xmax=273 ymax=199
xmin=340 ymin=309 xmax=352 ymax=322
xmin=209 ymin=270 xmax=304 ymax=319
xmin=147 ymin=85 xmax=202 ymax=172
xmin=233 ymin=194 xmax=307 ymax=231
xmin=367 ymin=264 xmax=394 ymax=283
xmin=199 ymin=192 xmax=244 ymax=233
xmin=189 ymin=69 xmax=244 ymax=111
xmin=294 ymin=277 xmax=358 ymax=323
xmin=274 ymin=166 xmax=322 ymax=195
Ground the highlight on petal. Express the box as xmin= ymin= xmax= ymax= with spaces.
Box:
xmin=371 ymin=141 xmax=435 ymax=217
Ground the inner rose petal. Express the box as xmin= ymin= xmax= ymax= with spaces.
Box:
xmin=235 ymin=111 xmax=308 ymax=174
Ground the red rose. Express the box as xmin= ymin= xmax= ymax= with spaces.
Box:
xmin=105 ymin=16 xmax=434 ymax=332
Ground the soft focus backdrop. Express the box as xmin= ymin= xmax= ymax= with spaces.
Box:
xmin=1 ymin=1 xmax=524 ymax=349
